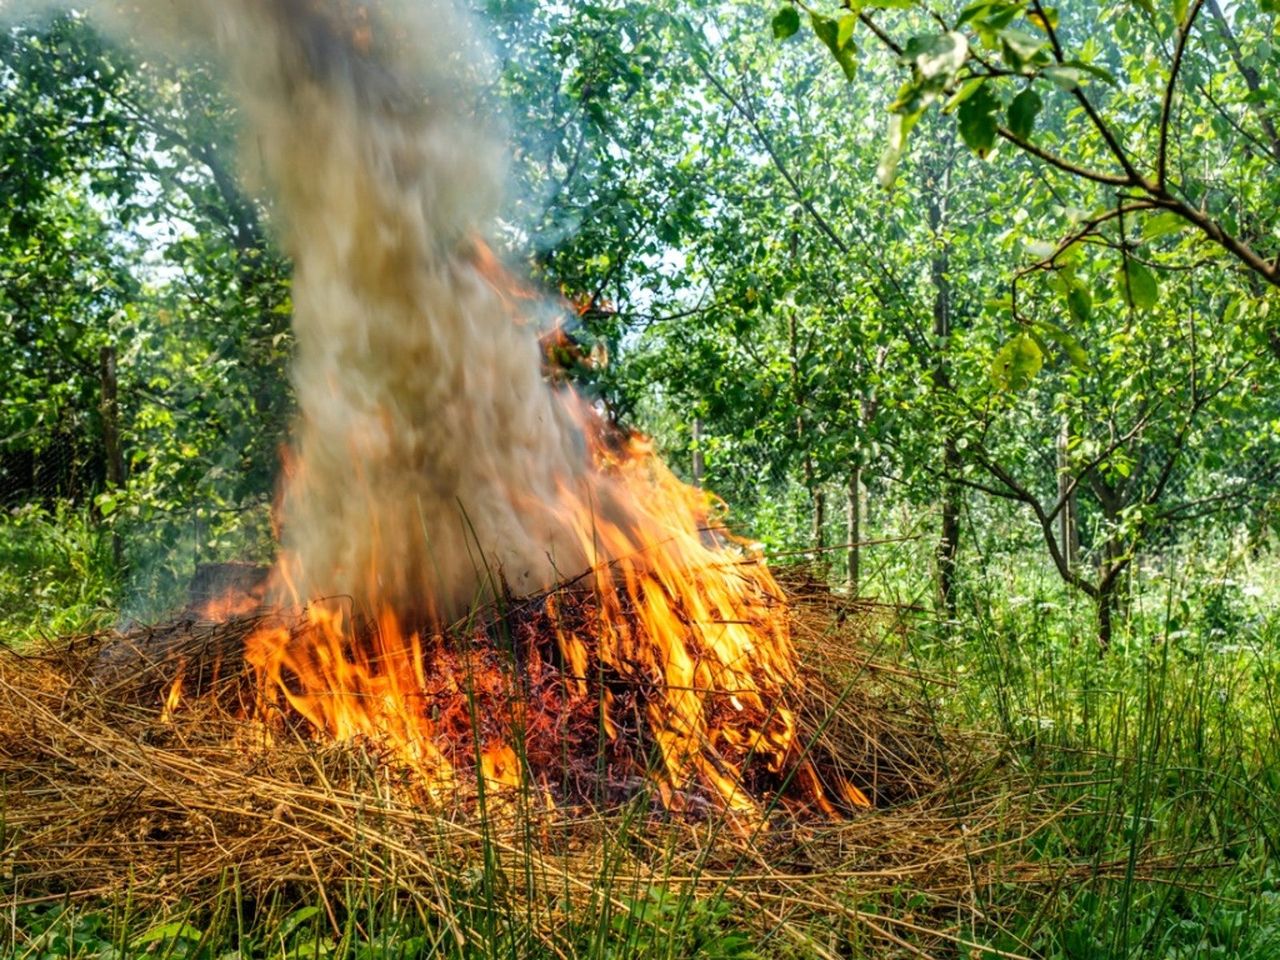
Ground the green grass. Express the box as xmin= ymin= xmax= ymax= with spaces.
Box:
xmin=4 ymin=881 xmax=761 ymax=960
xmin=901 ymin=544 xmax=1280 ymax=959
xmin=0 ymin=503 xmax=118 ymax=642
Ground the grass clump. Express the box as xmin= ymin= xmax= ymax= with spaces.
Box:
xmin=0 ymin=503 xmax=117 ymax=642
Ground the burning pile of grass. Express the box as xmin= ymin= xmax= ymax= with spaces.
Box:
xmin=0 ymin=582 xmax=1058 ymax=957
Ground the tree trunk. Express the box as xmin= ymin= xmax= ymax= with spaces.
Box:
xmin=1093 ymin=481 xmax=1130 ymax=652
xmin=691 ymin=417 xmax=705 ymax=489
xmin=1057 ymin=419 xmax=1080 ymax=571
xmin=937 ymin=437 xmax=961 ymax=615
xmin=927 ymin=148 xmax=959 ymax=616
xmin=846 ymin=468 xmax=862 ymax=593
xmin=98 ymin=345 xmax=125 ymax=566
xmin=811 ymin=483 xmax=826 ymax=555
xmin=1096 ymin=583 xmax=1115 ymax=654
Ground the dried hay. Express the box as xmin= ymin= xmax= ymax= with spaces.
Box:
xmin=0 ymin=577 xmax=1082 ymax=957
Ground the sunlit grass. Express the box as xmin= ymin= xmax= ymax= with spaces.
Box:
xmin=0 ymin=502 xmax=118 ymax=643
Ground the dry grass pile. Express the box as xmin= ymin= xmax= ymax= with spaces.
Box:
xmin=0 ymin=579 xmax=1075 ymax=957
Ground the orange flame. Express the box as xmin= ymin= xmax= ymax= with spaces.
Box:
xmin=190 ymin=246 xmax=868 ymax=818
xmin=160 ymin=663 xmax=185 ymax=725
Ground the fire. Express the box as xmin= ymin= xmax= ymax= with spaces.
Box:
xmin=236 ymin=406 xmax=869 ymax=818
xmin=106 ymin=0 xmax=864 ymax=816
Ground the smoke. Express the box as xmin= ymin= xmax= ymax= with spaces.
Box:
xmin=23 ymin=0 xmax=612 ymax=619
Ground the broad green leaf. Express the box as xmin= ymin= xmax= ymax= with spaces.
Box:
xmin=904 ymin=31 xmax=969 ymax=80
xmin=132 ymin=922 xmax=205 ymax=946
xmin=1066 ymin=283 xmax=1092 ymax=326
xmin=958 ymin=83 xmax=999 ymax=157
xmin=1007 ymin=87 xmax=1042 ymax=140
xmin=1225 ymin=295 xmax=1243 ymax=325
xmin=999 ymin=28 xmax=1045 ymax=69
xmin=771 ymin=6 xmax=800 ymax=40
xmin=1042 ymin=65 xmax=1083 ymax=90
xmin=1173 ymin=0 xmax=1189 ymax=24
xmin=943 ymin=76 xmax=987 ymax=112
xmin=957 ymin=1 xmax=996 ymax=26
xmin=278 ymin=907 xmax=323 ymax=940
xmin=811 ymin=13 xmax=844 ymax=52
xmin=1118 ymin=259 xmax=1159 ymax=310
xmin=1065 ymin=59 xmax=1118 ymax=85
xmin=1036 ymin=317 xmax=1088 ymax=366
xmin=991 ymin=333 xmax=1044 ymax=391
xmin=811 ymin=12 xmax=858 ymax=79
xmin=1141 ymin=211 xmax=1185 ymax=241
xmin=837 ymin=13 xmax=857 ymax=50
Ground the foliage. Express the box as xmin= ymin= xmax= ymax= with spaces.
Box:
xmin=0 ymin=13 xmax=287 ymax=617
xmin=0 ymin=502 xmax=116 ymax=640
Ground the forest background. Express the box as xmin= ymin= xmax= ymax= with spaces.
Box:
xmin=6 ymin=1 xmax=1280 ymax=957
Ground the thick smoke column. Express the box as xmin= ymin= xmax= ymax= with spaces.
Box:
xmin=212 ymin=0 xmax=596 ymax=617
xmin=88 ymin=0 xmax=600 ymax=618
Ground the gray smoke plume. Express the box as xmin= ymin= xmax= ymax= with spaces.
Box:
xmin=34 ymin=0 xmax=608 ymax=619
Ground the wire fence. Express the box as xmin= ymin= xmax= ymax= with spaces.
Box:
xmin=0 ymin=427 xmax=105 ymax=511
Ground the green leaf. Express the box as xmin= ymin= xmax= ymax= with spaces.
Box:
xmin=771 ymin=6 xmax=800 ymax=40
xmin=991 ymin=333 xmax=1044 ymax=391
xmin=132 ymin=922 xmax=205 ymax=947
xmin=1042 ymin=65 xmax=1082 ymax=90
xmin=278 ymin=907 xmax=322 ymax=940
xmin=1225 ymin=295 xmax=1243 ymax=325
xmin=811 ymin=13 xmax=840 ymax=51
xmin=1036 ymin=317 xmax=1088 ymax=367
xmin=903 ymin=31 xmax=969 ymax=80
xmin=1173 ymin=0 xmax=1189 ymax=25
xmin=1141 ymin=211 xmax=1185 ymax=241
xmin=943 ymin=76 xmax=986 ymax=112
xmin=1007 ymin=87 xmax=1042 ymax=140
xmin=999 ymin=28 xmax=1045 ymax=70
xmin=957 ymin=82 xmax=999 ymax=157
xmin=1118 ymin=259 xmax=1159 ymax=310
xmin=1066 ymin=283 xmax=1092 ymax=326
xmin=957 ymin=1 xmax=995 ymax=26
xmin=1064 ymin=59 xmax=1118 ymax=85
xmin=811 ymin=12 xmax=858 ymax=79
xmin=837 ymin=13 xmax=857 ymax=50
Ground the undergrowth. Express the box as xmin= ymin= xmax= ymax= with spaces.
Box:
xmin=0 ymin=504 xmax=117 ymax=642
